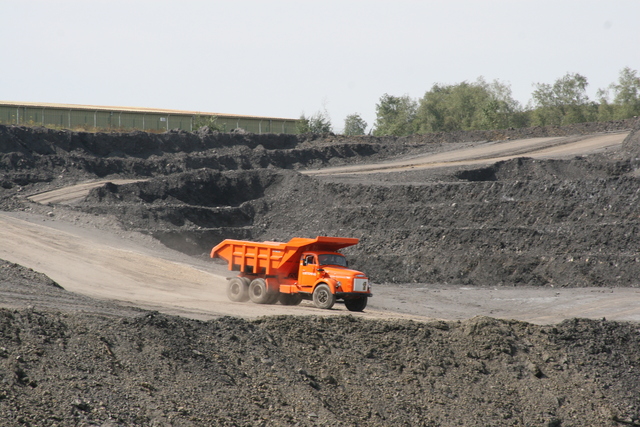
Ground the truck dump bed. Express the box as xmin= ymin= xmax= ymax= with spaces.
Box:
xmin=210 ymin=236 xmax=359 ymax=277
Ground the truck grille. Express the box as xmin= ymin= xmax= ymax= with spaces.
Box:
xmin=353 ymin=278 xmax=368 ymax=292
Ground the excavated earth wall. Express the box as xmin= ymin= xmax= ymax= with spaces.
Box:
xmin=1 ymin=119 xmax=639 ymax=287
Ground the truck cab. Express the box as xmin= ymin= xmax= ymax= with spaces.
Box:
xmin=298 ymin=251 xmax=370 ymax=309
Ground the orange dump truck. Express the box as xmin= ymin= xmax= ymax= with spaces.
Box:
xmin=210 ymin=236 xmax=371 ymax=311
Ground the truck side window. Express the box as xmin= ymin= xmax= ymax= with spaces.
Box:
xmin=304 ymin=255 xmax=315 ymax=265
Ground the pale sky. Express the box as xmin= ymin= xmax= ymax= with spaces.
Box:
xmin=2 ymin=1 xmax=639 ymax=133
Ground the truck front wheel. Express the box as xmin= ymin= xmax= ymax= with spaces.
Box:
xmin=227 ymin=277 xmax=249 ymax=302
xmin=313 ymin=284 xmax=335 ymax=310
xmin=344 ymin=296 xmax=368 ymax=312
xmin=249 ymin=278 xmax=277 ymax=304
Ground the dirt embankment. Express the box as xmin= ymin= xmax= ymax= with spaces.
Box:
xmin=74 ymin=158 xmax=638 ymax=287
xmin=1 ymin=265 xmax=639 ymax=427
xmin=1 ymin=119 xmax=635 ymax=187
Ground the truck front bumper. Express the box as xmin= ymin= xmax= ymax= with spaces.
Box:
xmin=335 ymin=292 xmax=372 ymax=299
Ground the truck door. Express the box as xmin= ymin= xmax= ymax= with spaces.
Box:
xmin=298 ymin=254 xmax=318 ymax=289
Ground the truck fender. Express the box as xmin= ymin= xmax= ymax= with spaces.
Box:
xmin=314 ymin=278 xmax=338 ymax=294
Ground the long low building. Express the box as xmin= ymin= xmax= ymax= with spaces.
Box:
xmin=0 ymin=101 xmax=298 ymax=134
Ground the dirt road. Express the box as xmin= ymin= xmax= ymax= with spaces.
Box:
xmin=2 ymin=211 xmax=638 ymax=324
xmin=0 ymin=212 xmax=420 ymax=321
xmin=27 ymin=179 xmax=148 ymax=205
xmin=306 ymin=132 xmax=629 ymax=175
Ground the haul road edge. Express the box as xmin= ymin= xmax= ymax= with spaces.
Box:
xmin=210 ymin=236 xmax=372 ymax=311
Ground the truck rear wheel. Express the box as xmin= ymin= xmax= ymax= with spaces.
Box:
xmin=249 ymin=278 xmax=277 ymax=304
xmin=313 ymin=284 xmax=335 ymax=310
xmin=266 ymin=292 xmax=280 ymax=304
xmin=344 ymin=296 xmax=368 ymax=312
xmin=227 ymin=277 xmax=249 ymax=302
xmin=279 ymin=293 xmax=303 ymax=305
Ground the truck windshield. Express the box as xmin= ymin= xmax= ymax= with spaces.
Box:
xmin=318 ymin=254 xmax=348 ymax=267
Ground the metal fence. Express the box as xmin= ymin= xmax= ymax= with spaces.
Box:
xmin=0 ymin=103 xmax=298 ymax=134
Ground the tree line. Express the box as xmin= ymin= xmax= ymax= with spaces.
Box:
xmin=298 ymin=67 xmax=640 ymax=136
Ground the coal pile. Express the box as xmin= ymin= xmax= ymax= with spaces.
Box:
xmin=1 ymin=300 xmax=639 ymax=426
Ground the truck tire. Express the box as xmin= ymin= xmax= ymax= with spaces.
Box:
xmin=312 ymin=284 xmax=335 ymax=310
xmin=249 ymin=278 xmax=276 ymax=304
xmin=279 ymin=293 xmax=303 ymax=305
xmin=344 ymin=296 xmax=368 ymax=312
xmin=227 ymin=277 xmax=250 ymax=302
xmin=266 ymin=292 xmax=281 ymax=304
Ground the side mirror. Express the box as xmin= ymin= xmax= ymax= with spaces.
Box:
xmin=317 ymin=268 xmax=324 ymax=273
xmin=302 ymin=259 xmax=307 ymax=266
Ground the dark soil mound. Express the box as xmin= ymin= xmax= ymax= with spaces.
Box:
xmin=0 ymin=260 xmax=62 ymax=290
xmin=1 ymin=304 xmax=639 ymax=426
xmin=0 ymin=260 xmax=144 ymax=317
